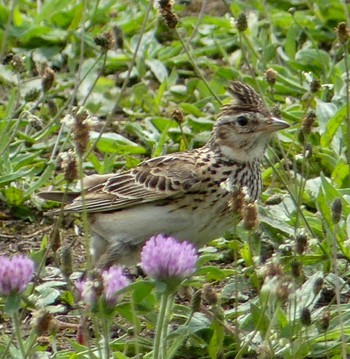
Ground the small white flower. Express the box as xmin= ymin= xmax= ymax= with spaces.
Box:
xmin=59 ymin=150 xmax=77 ymax=169
xmin=303 ymin=71 xmax=313 ymax=83
xmin=61 ymin=114 xmax=74 ymax=127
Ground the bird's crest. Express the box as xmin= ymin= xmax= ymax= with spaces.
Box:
xmin=224 ymin=81 xmax=272 ymax=117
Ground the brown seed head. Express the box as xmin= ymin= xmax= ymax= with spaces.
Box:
xmin=10 ymin=54 xmax=25 ymax=73
xmin=191 ymin=289 xmax=202 ymax=312
xmin=3 ymin=52 xmax=14 ymax=64
xmin=288 ymin=7 xmax=296 ymax=15
xmin=60 ymin=245 xmax=73 ymax=276
xmin=47 ymin=100 xmax=58 ymax=116
xmin=275 ymin=279 xmax=291 ymax=302
xmin=73 ymin=108 xmax=90 ymax=155
xmin=331 ymin=198 xmax=342 ymax=224
xmin=243 ymin=202 xmax=259 ymax=230
xmin=301 ymin=111 xmax=316 ymax=134
xmin=313 ymin=277 xmax=324 ymax=295
xmin=94 ymin=30 xmax=115 ymax=51
xmin=319 ymin=311 xmax=330 ymax=331
xmin=203 ymin=283 xmax=218 ymax=305
xmin=25 ymin=88 xmax=41 ymax=102
xmin=295 ymin=233 xmax=308 ymax=255
xmin=28 ymin=114 xmax=44 ymax=131
xmin=42 ymin=66 xmax=55 ymax=92
xmin=310 ymin=78 xmax=321 ymax=93
xmin=157 ymin=0 xmax=178 ymax=29
xmin=236 ymin=13 xmax=248 ymax=32
xmin=265 ymin=68 xmax=277 ymax=87
xmin=290 ymin=260 xmax=302 ymax=278
xmin=260 ymin=262 xmax=284 ymax=279
xmin=229 ymin=187 xmax=244 ymax=216
xmin=113 ymin=25 xmax=124 ymax=48
xmin=265 ymin=194 xmax=283 ymax=205
xmin=171 ymin=108 xmax=184 ymax=123
xmin=300 ymin=307 xmax=312 ymax=326
xmin=62 ymin=108 xmax=97 ymax=156
xmin=32 ymin=310 xmax=58 ymax=336
xmin=60 ymin=150 xmax=78 ymax=183
xmin=336 ymin=22 xmax=350 ymax=44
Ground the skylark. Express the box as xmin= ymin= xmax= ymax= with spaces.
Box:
xmin=39 ymin=81 xmax=289 ymax=268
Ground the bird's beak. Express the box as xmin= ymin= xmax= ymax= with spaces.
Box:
xmin=262 ymin=117 xmax=290 ymax=133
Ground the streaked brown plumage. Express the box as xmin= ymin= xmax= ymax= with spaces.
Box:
xmin=39 ymin=81 xmax=289 ymax=268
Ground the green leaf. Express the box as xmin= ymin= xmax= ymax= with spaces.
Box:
xmin=196 ymin=266 xmax=227 ymax=280
xmin=316 ymin=99 xmax=337 ymax=131
xmin=3 ymin=187 xmax=26 ymax=206
xmin=317 ymin=188 xmax=332 ymax=227
xmin=91 ymin=132 xmax=147 ymax=155
xmin=130 ymin=281 xmax=155 ymax=305
xmin=151 ymin=117 xmax=177 ymax=132
xmin=250 ymin=303 xmax=269 ymax=335
xmin=146 ymin=59 xmax=168 ymax=83
xmin=208 ymin=320 xmax=224 ymax=359
xmin=152 ymin=121 xmax=172 ymax=157
xmin=320 ymin=103 xmax=346 ymax=146
xmin=331 ymin=160 xmax=349 ymax=188
xmin=187 ymin=116 xmax=214 ymax=132
xmin=35 ymin=0 xmax=72 ymax=22
xmin=0 ymin=168 xmax=37 ymax=186
xmin=293 ymin=48 xmax=330 ymax=74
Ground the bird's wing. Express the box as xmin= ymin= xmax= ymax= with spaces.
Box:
xmin=63 ymin=154 xmax=202 ymax=213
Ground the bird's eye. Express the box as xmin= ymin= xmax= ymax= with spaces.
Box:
xmin=237 ymin=115 xmax=248 ymax=126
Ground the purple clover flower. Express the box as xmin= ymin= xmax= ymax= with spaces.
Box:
xmin=102 ymin=266 xmax=130 ymax=306
xmin=141 ymin=235 xmax=198 ymax=281
xmin=75 ymin=266 xmax=129 ymax=307
xmin=0 ymin=255 xmax=34 ymax=296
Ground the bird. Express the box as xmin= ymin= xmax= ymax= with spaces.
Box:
xmin=38 ymin=81 xmax=289 ymax=269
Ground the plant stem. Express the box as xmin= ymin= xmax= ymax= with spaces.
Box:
xmin=153 ymin=292 xmax=171 ymax=359
xmin=12 ymin=312 xmax=26 ymax=359
xmin=343 ymin=43 xmax=350 ymax=188
xmin=332 ymin=224 xmax=347 ymax=359
xmin=161 ymin=293 xmax=175 ymax=359
xmin=102 ymin=318 xmax=111 ymax=359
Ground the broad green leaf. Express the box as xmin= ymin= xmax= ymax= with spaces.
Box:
xmin=180 ymin=103 xmax=204 ymax=117
xmin=316 ymin=99 xmax=338 ymax=133
xmin=320 ymin=103 xmax=346 ymax=146
xmin=146 ymin=59 xmax=168 ymax=83
xmin=0 ymin=168 xmax=37 ymax=186
xmin=90 ymin=132 xmax=146 ymax=155
xmin=151 ymin=117 xmax=177 ymax=132
xmin=331 ymin=160 xmax=349 ymax=188
xmin=250 ymin=303 xmax=269 ymax=334
xmin=2 ymin=186 xmax=26 ymax=206
xmin=196 ymin=265 xmax=227 ymax=280
xmin=293 ymin=49 xmax=330 ymax=74
xmin=35 ymin=0 xmax=72 ymax=22
xmin=208 ymin=321 xmax=224 ymax=359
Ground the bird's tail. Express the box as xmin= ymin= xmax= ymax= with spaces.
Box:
xmin=37 ymin=191 xmax=80 ymax=204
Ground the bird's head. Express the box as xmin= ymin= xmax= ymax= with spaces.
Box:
xmin=210 ymin=81 xmax=289 ymax=163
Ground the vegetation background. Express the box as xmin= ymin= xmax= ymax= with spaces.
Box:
xmin=1 ymin=0 xmax=350 ymax=358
